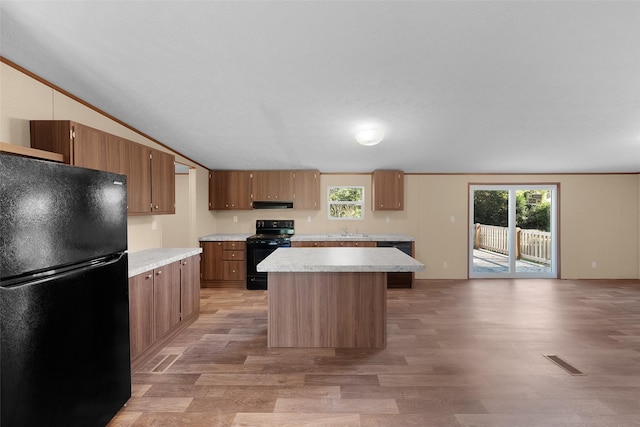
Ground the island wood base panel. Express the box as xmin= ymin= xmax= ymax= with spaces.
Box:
xmin=267 ymin=272 xmax=387 ymax=348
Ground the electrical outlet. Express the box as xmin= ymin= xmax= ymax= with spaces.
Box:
xmin=233 ymin=215 xmax=238 ymax=223
xmin=151 ymin=220 xmax=157 ymax=230
xmin=386 ymin=216 xmax=390 ymax=223
xmin=307 ymin=216 xmax=311 ymax=223
xmin=450 ymin=216 xmax=455 ymax=223
xmin=591 ymin=261 xmax=597 ymax=268
xmin=443 ymin=262 xmax=448 ymax=269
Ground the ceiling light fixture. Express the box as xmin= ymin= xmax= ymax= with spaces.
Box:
xmin=355 ymin=129 xmax=384 ymax=146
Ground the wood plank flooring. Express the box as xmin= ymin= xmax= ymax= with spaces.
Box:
xmin=108 ymin=279 xmax=640 ymax=427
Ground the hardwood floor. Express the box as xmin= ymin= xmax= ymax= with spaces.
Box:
xmin=108 ymin=279 xmax=640 ymax=427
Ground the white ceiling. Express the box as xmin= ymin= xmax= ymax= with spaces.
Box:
xmin=1 ymin=1 xmax=639 ymax=173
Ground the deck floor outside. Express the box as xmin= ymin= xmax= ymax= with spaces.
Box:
xmin=472 ymin=249 xmax=552 ymax=274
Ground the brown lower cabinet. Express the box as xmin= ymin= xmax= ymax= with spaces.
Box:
xmin=200 ymin=241 xmax=246 ymax=288
xmin=128 ymin=254 xmax=200 ymax=371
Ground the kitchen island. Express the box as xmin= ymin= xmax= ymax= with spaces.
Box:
xmin=257 ymin=247 xmax=425 ymax=348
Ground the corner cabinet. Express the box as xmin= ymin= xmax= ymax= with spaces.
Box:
xmin=209 ymin=170 xmax=253 ymax=210
xmin=30 ymin=120 xmax=175 ymax=215
xmin=128 ymin=254 xmax=200 ymax=371
xmin=200 ymin=241 xmax=246 ymax=288
xmin=372 ymin=170 xmax=404 ymax=211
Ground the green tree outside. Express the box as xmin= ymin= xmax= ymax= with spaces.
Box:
xmin=474 ymin=190 xmax=550 ymax=231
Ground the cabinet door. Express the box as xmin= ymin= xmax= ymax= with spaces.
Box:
xmin=292 ymin=241 xmax=325 ymax=247
xmin=180 ymin=255 xmax=200 ymax=321
xmin=104 ymin=136 xmax=127 ymax=175
xmin=252 ymin=170 xmax=294 ymax=201
xmin=372 ymin=170 xmax=404 ymax=211
xmin=210 ymin=170 xmax=253 ymax=210
xmin=72 ymin=124 xmax=108 ymax=171
xmin=150 ymin=148 xmax=175 ymax=214
xmin=126 ymin=142 xmax=152 ymax=214
xmin=153 ymin=262 xmax=181 ymax=340
xmin=209 ymin=170 xmax=227 ymax=210
xmin=293 ymin=170 xmax=320 ymax=210
xmin=227 ymin=171 xmax=253 ymax=209
xmin=129 ymin=271 xmax=154 ymax=359
xmin=223 ymin=261 xmax=245 ymax=281
xmin=30 ymin=120 xmax=74 ymax=164
xmin=201 ymin=242 xmax=224 ymax=281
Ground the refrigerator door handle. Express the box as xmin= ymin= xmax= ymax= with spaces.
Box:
xmin=1 ymin=252 xmax=127 ymax=289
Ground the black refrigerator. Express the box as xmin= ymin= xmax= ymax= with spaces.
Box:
xmin=0 ymin=153 xmax=131 ymax=427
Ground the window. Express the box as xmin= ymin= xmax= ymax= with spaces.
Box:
xmin=328 ymin=186 xmax=364 ymax=220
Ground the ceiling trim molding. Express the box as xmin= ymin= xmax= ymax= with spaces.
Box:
xmin=1 ymin=56 xmax=206 ymax=170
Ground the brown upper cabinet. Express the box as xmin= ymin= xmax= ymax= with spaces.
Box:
xmin=149 ymin=148 xmax=176 ymax=215
xmin=372 ymin=170 xmax=404 ymax=211
xmin=30 ymin=120 xmax=175 ymax=215
xmin=209 ymin=170 xmax=253 ymax=210
xmin=209 ymin=169 xmax=321 ymax=210
xmin=126 ymin=141 xmax=152 ymax=214
xmin=251 ymin=170 xmax=294 ymax=201
xmin=293 ymin=170 xmax=320 ymax=210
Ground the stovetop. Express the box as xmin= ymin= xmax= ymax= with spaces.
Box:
xmin=249 ymin=219 xmax=294 ymax=241
xmin=247 ymin=233 xmax=293 ymax=240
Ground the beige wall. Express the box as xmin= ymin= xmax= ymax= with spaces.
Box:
xmin=2 ymin=61 xmax=639 ymax=279
xmin=210 ymin=173 xmax=639 ymax=280
xmin=0 ymin=61 xmax=214 ymax=251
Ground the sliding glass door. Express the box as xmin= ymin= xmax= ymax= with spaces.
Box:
xmin=469 ymin=185 xmax=557 ymax=278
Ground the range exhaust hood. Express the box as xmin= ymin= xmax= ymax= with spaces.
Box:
xmin=252 ymin=200 xmax=294 ymax=209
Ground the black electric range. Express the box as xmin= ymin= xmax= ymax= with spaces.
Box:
xmin=246 ymin=220 xmax=294 ymax=290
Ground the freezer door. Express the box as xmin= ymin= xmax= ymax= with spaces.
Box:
xmin=0 ymin=153 xmax=127 ymax=280
xmin=0 ymin=253 xmax=131 ymax=427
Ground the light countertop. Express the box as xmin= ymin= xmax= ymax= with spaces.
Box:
xmin=199 ymin=233 xmax=253 ymax=241
xmin=128 ymin=247 xmax=202 ymax=277
xmin=291 ymin=233 xmax=415 ymax=242
xmin=257 ymin=247 xmax=425 ymax=273
xmin=198 ymin=233 xmax=415 ymax=242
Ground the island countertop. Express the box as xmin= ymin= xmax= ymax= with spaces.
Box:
xmin=257 ymin=247 xmax=425 ymax=273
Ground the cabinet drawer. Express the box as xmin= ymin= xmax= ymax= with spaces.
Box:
xmin=222 ymin=250 xmax=245 ymax=261
xmin=223 ymin=241 xmax=245 ymax=250
xmin=292 ymin=241 xmax=325 ymax=247
xmin=223 ymin=261 xmax=245 ymax=280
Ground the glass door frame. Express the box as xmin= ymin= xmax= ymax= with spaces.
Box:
xmin=469 ymin=184 xmax=558 ymax=279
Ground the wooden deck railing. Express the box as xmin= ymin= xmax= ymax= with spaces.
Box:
xmin=474 ymin=223 xmax=551 ymax=265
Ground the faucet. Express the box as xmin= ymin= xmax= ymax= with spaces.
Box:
xmin=342 ymin=227 xmax=349 ymax=236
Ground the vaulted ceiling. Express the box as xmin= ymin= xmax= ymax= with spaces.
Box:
xmin=1 ymin=1 xmax=639 ymax=173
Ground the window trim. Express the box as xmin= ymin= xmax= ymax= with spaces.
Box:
xmin=327 ymin=185 xmax=365 ymax=220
